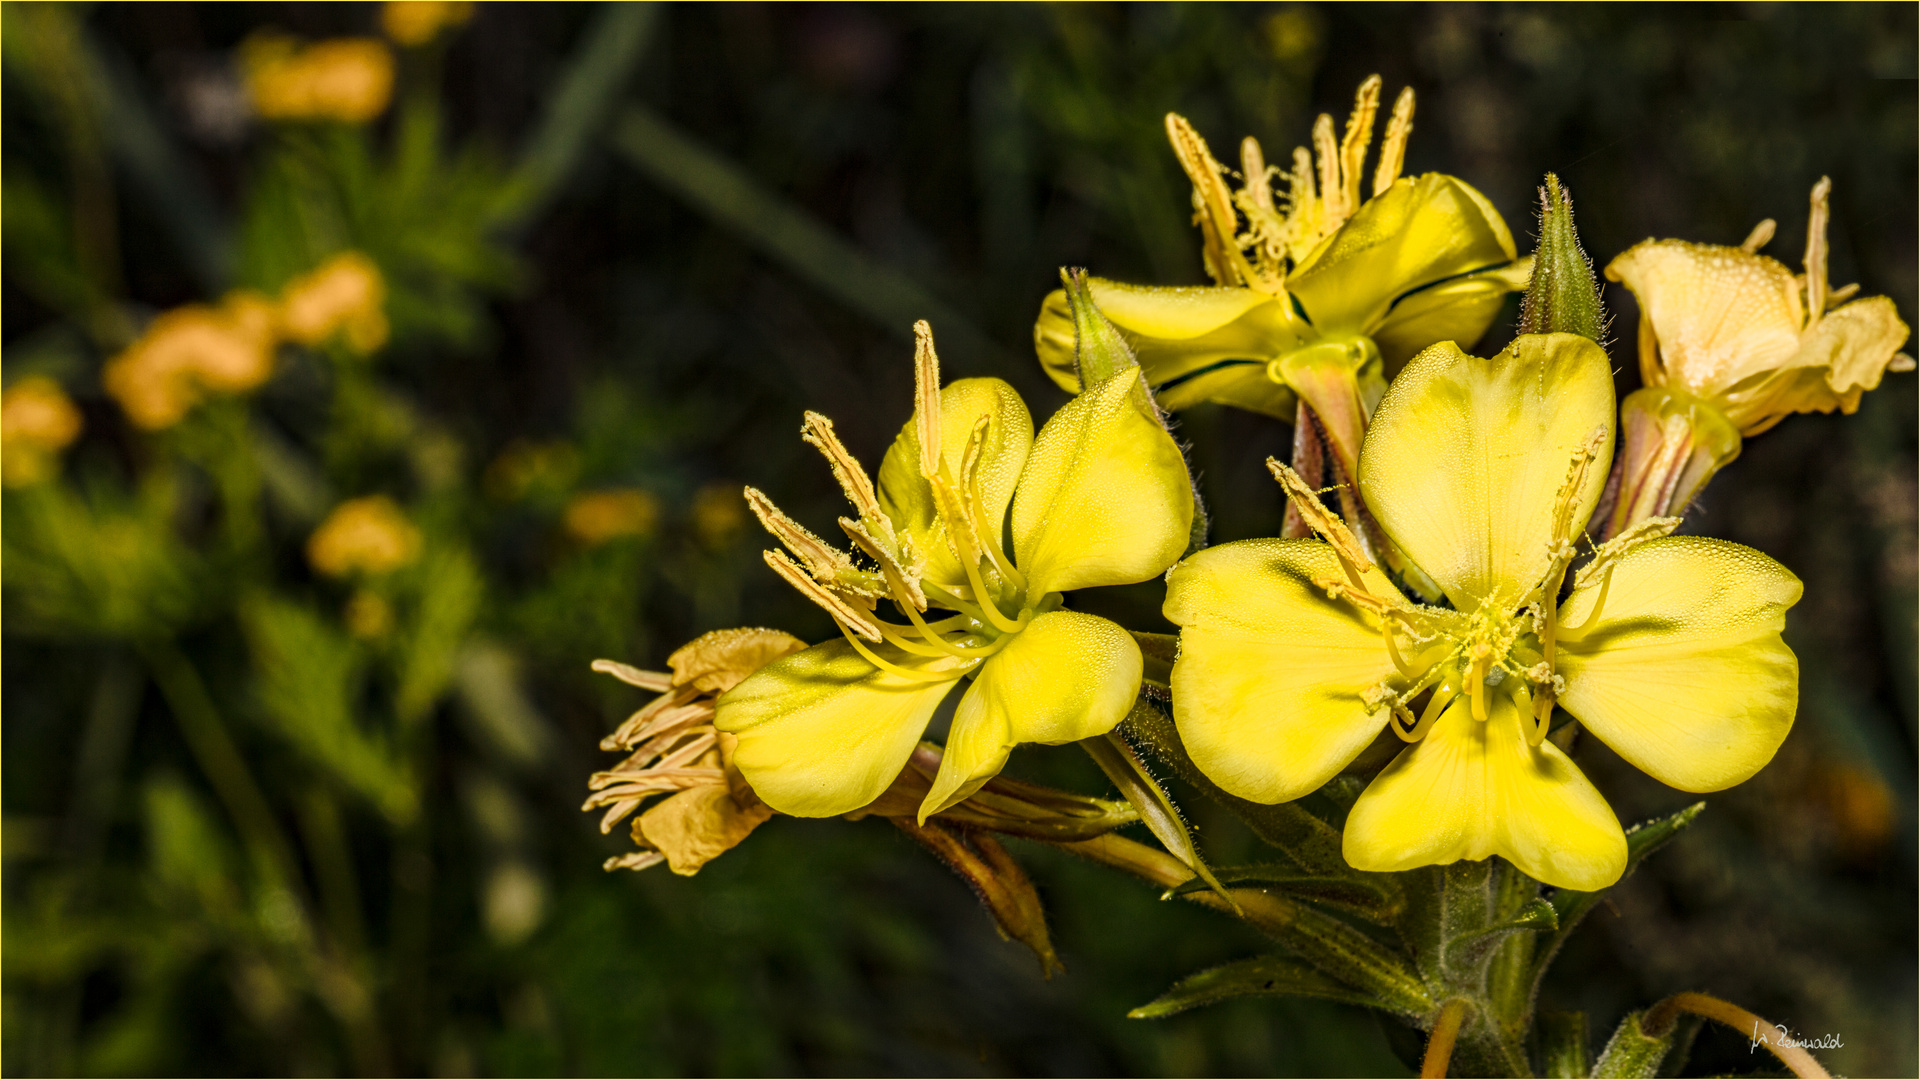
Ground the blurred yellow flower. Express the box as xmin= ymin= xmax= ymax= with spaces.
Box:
xmin=716 ymin=320 xmax=1192 ymax=821
xmin=1165 ymin=334 xmax=1801 ymax=890
xmin=564 ymin=488 xmax=660 ymax=546
xmin=307 ymin=495 xmax=422 ymax=578
xmin=2 ymin=376 xmax=83 ymax=487
xmin=1601 ymin=178 xmax=1914 ymax=533
xmin=584 ymin=628 xmax=806 ymax=874
xmin=244 ymin=35 xmax=395 ymax=124
xmin=382 ymin=0 xmax=473 ymax=47
xmin=1033 ymin=76 xmax=1527 ymax=491
xmin=690 ymin=482 xmax=747 ymax=547
xmin=103 ymin=292 xmax=279 ymax=430
xmin=280 ymin=251 xmax=390 ymax=353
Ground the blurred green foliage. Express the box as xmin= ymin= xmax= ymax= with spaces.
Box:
xmin=3 ymin=3 xmax=1913 ymax=1077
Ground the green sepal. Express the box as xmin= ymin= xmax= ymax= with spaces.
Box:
xmin=1061 ymin=267 xmax=1140 ymax=390
xmin=1589 ymin=1011 xmax=1672 ymax=1079
xmin=1127 ymin=955 xmax=1381 ymax=1019
xmin=1080 ymin=726 xmax=1232 ymax=906
xmin=1443 ymin=898 xmax=1559 ymax=973
xmin=1534 ymin=1010 xmax=1590 ymax=1079
xmin=1516 ymin=173 xmax=1608 ymax=343
xmin=1119 ymin=696 xmax=1354 ymax=879
xmin=1162 ymin=864 xmax=1404 ymax=924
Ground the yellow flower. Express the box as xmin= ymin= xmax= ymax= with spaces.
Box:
xmin=715 ymin=321 xmax=1194 ymax=821
xmin=243 ymin=35 xmax=395 ymax=124
xmin=563 ymin=489 xmax=660 ymax=546
xmin=103 ymin=291 xmax=280 ymax=430
xmin=1033 ymin=76 xmax=1528 ymax=487
xmin=307 ymin=495 xmax=422 ymax=578
xmin=1600 ymin=178 xmax=1914 ymax=533
xmin=1164 ymin=333 xmax=1802 ymax=890
xmin=382 ymin=0 xmax=473 ymax=47
xmin=279 ymin=251 xmax=390 ymax=353
xmin=584 ymin=629 xmax=805 ymax=874
xmin=2 ymin=376 xmax=84 ymax=487
xmin=690 ymin=482 xmax=747 ymax=548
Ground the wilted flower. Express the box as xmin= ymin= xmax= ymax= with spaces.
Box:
xmin=2 ymin=376 xmax=83 ymax=487
xmin=279 ymin=251 xmax=390 ymax=353
xmin=382 ymin=0 xmax=474 ymax=47
xmin=103 ymin=292 xmax=279 ymax=430
xmin=243 ymin=35 xmax=395 ymax=124
xmin=584 ymin=629 xmax=804 ymax=874
xmin=1033 ymin=76 xmax=1528 ymax=491
xmin=1600 ymin=178 xmax=1914 ymax=534
xmin=1165 ymin=333 xmax=1801 ymax=890
xmin=715 ymin=318 xmax=1193 ymax=821
xmin=563 ymin=489 xmax=660 ymax=545
xmin=307 ymin=496 xmax=422 ymax=578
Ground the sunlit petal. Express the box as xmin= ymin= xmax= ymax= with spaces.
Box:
xmin=1557 ymin=536 xmax=1801 ymax=793
xmin=1358 ymin=333 xmax=1615 ymax=611
xmin=1011 ymin=368 xmax=1193 ymax=595
xmin=716 ymin=640 xmax=964 ymax=817
xmin=1343 ymin=695 xmax=1626 ymax=891
xmin=1165 ymin=539 xmax=1403 ymax=803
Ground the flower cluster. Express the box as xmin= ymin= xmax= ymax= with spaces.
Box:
xmin=103 ymin=252 xmax=387 ymax=431
xmin=581 ymin=76 xmax=1908 ymax=907
xmin=2 ymin=376 xmax=84 ymax=488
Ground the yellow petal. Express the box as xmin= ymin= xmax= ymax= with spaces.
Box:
xmin=1604 ymin=239 xmax=1803 ymax=398
xmin=1011 ymin=367 xmax=1194 ymax=595
xmin=1290 ymin=173 xmax=1519 ymax=336
xmin=921 ymin=610 xmax=1142 ymax=818
xmin=1556 ymin=536 xmax=1801 ymax=793
xmin=1343 ymin=695 xmax=1626 ymax=891
xmin=1717 ymin=295 xmax=1915 ymax=432
xmin=1034 ymin=280 xmax=1302 ymax=397
xmin=1358 ymin=334 xmax=1615 ymax=612
xmin=635 ymin=784 xmax=775 ymax=876
xmin=715 ymin=640 xmax=964 ymax=817
xmin=1370 ymin=258 xmax=1533 ymax=374
xmin=877 ymin=377 xmax=1034 ymax=592
xmin=1151 ymin=362 xmax=1296 ymax=419
xmin=1164 ymin=539 xmax=1401 ymax=803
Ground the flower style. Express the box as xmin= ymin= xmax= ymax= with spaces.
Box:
xmin=103 ymin=291 xmax=280 ymax=430
xmin=2 ymin=376 xmax=83 ymax=487
xmin=1600 ymin=178 xmax=1914 ymax=534
xmin=1033 ymin=76 xmax=1528 ymax=490
xmin=585 ymin=628 xmax=804 ymax=874
xmin=243 ymin=35 xmax=395 ymax=124
xmin=1164 ymin=333 xmax=1802 ymax=890
xmin=279 ymin=251 xmax=390 ymax=354
xmin=715 ymin=320 xmax=1194 ymax=821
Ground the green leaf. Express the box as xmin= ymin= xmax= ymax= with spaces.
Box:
xmin=1534 ymin=1010 xmax=1590 ymax=1079
xmin=1162 ymin=864 xmax=1403 ymax=924
xmin=1080 ymin=727 xmax=1233 ymax=906
xmin=1589 ymin=1011 xmax=1671 ymax=1079
xmin=1516 ymin=173 xmax=1607 ymax=343
xmin=1128 ymin=956 xmax=1382 ymax=1019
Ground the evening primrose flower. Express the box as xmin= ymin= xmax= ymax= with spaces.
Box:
xmin=243 ymin=35 xmax=394 ymax=124
xmin=1033 ymin=76 xmax=1528 ymax=489
xmin=1164 ymin=333 xmax=1801 ymax=890
xmin=563 ymin=489 xmax=660 ymax=546
xmin=2 ymin=376 xmax=83 ymax=487
xmin=1600 ymin=178 xmax=1914 ymax=534
xmin=279 ymin=252 xmax=390 ymax=353
xmin=715 ymin=321 xmax=1193 ymax=821
xmin=103 ymin=291 xmax=279 ymax=429
xmin=585 ymin=629 xmax=804 ymax=874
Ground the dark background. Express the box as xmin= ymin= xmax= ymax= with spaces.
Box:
xmin=4 ymin=3 xmax=1914 ymax=1075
